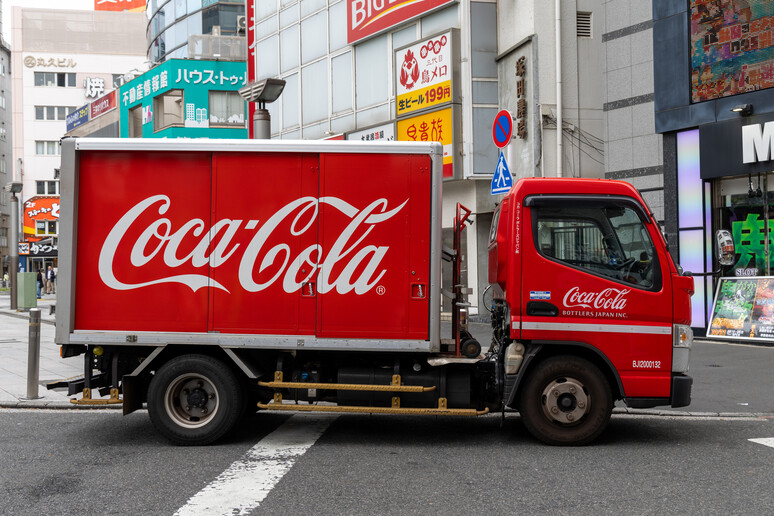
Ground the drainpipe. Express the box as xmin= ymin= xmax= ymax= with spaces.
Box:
xmin=555 ymin=0 xmax=563 ymax=177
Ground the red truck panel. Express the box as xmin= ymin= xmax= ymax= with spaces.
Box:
xmin=73 ymin=149 xmax=431 ymax=341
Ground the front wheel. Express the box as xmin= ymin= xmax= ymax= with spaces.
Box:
xmin=518 ymin=355 xmax=612 ymax=446
xmin=147 ymin=354 xmax=244 ymax=445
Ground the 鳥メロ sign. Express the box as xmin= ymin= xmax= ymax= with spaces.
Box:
xmin=396 ymin=31 xmax=453 ymax=117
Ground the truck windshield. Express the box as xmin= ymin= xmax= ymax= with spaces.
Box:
xmin=534 ymin=204 xmax=658 ymax=289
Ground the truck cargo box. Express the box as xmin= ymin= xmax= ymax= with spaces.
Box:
xmin=56 ymin=139 xmax=444 ymax=352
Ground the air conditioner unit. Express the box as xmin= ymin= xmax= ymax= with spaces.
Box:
xmin=237 ymin=16 xmax=246 ymax=34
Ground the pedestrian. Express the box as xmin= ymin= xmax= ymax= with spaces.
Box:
xmin=46 ymin=265 xmax=55 ymax=294
xmin=2 ymin=271 xmax=7 ymax=288
xmin=36 ymin=269 xmax=43 ymax=299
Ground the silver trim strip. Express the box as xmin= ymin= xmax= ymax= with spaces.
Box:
xmin=512 ymin=321 xmax=520 ymax=330
xmin=69 ymin=331 xmax=434 ymax=352
xmin=522 ymin=321 xmax=672 ymax=335
xmin=72 ymin=137 xmax=443 ymax=156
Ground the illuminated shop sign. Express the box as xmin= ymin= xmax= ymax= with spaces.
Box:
xmin=347 ymin=0 xmax=455 ymax=45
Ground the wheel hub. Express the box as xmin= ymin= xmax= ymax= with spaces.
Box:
xmin=165 ymin=375 xmax=219 ymax=428
xmin=541 ymin=377 xmax=589 ymax=425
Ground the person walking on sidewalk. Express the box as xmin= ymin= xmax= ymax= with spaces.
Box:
xmin=36 ymin=269 xmax=43 ymax=299
xmin=46 ymin=265 xmax=56 ymax=295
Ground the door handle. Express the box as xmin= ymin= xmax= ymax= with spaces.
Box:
xmin=526 ymin=301 xmax=559 ymax=317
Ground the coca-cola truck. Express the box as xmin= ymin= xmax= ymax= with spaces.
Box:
xmin=54 ymin=138 xmax=695 ymax=446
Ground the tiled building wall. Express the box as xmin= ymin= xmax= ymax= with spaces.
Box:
xmin=603 ymin=0 xmax=665 ymax=222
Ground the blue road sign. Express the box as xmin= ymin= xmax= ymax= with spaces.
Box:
xmin=491 ymin=151 xmax=513 ymax=195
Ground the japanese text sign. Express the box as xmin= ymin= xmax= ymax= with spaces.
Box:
xmin=708 ymin=276 xmax=774 ymax=341
xmin=397 ymin=106 xmax=453 ymax=177
xmin=396 ymin=31 xmax=453 ymax=117
xmin=91 ymin=90 xmax=117 ymax=119
xmin=95 ymin=0 xmax=146 ymax=12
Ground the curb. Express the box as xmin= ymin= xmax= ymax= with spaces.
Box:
xmin=0 ymin=309 xmax=56 ymax=326
xmin=0 ymin=400 xmax=123 ymax=410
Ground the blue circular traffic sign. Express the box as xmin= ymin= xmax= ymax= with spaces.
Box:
xmin=492 ymin=109 xmax=513 ymax=148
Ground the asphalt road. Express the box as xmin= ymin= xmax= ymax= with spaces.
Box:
xmin=1 ymin=410 xmax=772 ymax=515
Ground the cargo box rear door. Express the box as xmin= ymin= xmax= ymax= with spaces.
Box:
xmin=74 ymin=151 xmax=212 ymax=332
xmin=208 ymin=152 xmax=318 ymax=334
xmin=315 ymin=153 xmax=431 ymax=340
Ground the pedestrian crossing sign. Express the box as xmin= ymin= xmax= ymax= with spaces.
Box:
xmin=491 ymin=151 xmax=513 ymax=195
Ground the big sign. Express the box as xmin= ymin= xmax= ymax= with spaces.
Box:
xmin=348 ymin=0 xmax=455 ymax=45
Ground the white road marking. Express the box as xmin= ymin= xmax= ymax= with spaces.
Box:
xmin=749 ymin=438 xmax=774 ymax=448
xmin=175 ymin=413 xmax=337 ymax=516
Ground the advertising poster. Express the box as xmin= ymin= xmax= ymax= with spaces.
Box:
xmin=691 ymin=0 xmax=774 ymax=102
xmin=708 ymin=276 xmax=774 ymax=340
xmin=395 ymin=31 xmax=453 ymax=117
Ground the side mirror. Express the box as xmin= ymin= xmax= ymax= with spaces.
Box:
xmin=715 ymin=229 xmax=735 ymax=267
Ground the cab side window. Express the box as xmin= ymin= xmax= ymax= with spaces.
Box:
xmin=534 ymin=204 xmax=656 ymax=288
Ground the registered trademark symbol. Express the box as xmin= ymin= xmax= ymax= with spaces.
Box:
xmin=376 ymin=286 xmax=386 ymax=296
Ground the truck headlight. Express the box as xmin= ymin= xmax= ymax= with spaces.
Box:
xmin=672 ymin=324 xmax=693 ymax=373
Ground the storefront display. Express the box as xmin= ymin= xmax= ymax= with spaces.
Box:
xmin=708 ymin=276 xmax=774 ymax=340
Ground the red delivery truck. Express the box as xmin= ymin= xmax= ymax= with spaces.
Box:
xmin=54 ymin=138 xmax=695 ymax=446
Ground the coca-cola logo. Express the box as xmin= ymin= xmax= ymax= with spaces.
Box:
xmin=562 ymin=287 xmax=630 ymax=311
xmin=98 ymin=195 xmax=407 ymax=295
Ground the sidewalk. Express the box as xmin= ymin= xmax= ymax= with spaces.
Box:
xmin=0 ymin=291 xmax=95 ymax=409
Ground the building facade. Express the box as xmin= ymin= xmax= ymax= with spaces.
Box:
xmin=248 ymin=0 xmax=606 ymax=315
xmin=147 ymin=0 xmax=246 ymax=62
xmin=11 ymin=8 xmax=146 ymax=273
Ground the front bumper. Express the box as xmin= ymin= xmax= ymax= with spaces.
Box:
xmin=624 ymin=374 xmax=693 ymax=409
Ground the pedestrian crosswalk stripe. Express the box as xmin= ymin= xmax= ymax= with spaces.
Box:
xmin=175 ymin=413 xmax=337 ymax=516
xmin=749 ymin=438 xmax=774 ymax=448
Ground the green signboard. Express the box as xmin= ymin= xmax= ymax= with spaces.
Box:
xmin=708 ymin=277 xmax=774 ymax=340
xmin=119 ymin=59 xmax=247 ymax=139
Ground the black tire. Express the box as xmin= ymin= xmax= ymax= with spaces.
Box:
xmin=518 ymin=355 xmax=612 ymax=446
xmin=147 ymin=354 xmax=244 ymax=446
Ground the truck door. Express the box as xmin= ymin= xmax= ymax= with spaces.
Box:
xmin=208 ymin=152 xmax=318 ymax=335
xmin=520 ymin=196 xmax=674 ymax=398
xmin=315 ymin=153 xmax=431 ymax=340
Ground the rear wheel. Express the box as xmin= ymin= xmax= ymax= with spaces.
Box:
xmin=518 ymin=355 xmax=612 ymax=445
xmin=148 ymin=354 xmax=244 ymax=445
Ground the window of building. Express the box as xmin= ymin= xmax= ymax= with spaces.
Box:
xmin=34 ymin=72 xmax=76 ymax=87
xmin=153 ymin=89 xmax=184 ymax=131
xmin=0 ymin=91 xmax=5 ymax=109
xmin=35 ymin=106 xmax=76 ymax=121
xmin=35 ymin=141 xmax=61 ymax=156
xmin=0 ymin=227 xmax=8 ymax=247
xmin=209 ymin=91 xmax=245 ymax=125
xmin=34 ymin=220 xmax=58 ymax=236
xmin=36 ymin=181 xmax=59 ymax=195
xmin=128 ymin=105 xmax=143 ymax=137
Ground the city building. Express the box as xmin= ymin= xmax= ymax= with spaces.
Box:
xmin=11 ymin=7 xmax=146 ymax=273
xmin=247 ymin=0 xmax=605 ymax=315
xmin=147 ymin=0 xmax=246 ymax=62
xmin=0 ymin=2 xmax=10 ymax=280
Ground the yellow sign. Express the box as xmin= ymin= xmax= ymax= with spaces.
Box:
xmin=397 ymin=80 xmax=452 ymax=117
xmin=397 ymin=107 xmax=453 ymax=178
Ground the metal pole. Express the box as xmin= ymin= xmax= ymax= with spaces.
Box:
xmin=26 ymin=308 xmax=41 ymax=400
xmin=9 ymin=193 xmax=18 ymax=310
xmin=253 ymin=107 xmax=271 ymax=139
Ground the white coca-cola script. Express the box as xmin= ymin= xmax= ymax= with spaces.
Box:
xmin=562 ymin=287 xmax=630 ymax=310
xmin=98 ymin=195 xmax=407 ymax=295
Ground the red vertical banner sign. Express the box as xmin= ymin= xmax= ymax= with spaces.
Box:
xmin=246 ymin=0 xmax=257 ymax=139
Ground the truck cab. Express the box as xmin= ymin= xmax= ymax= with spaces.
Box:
xmin=488 ymin=178 xmax=694 ymax=445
